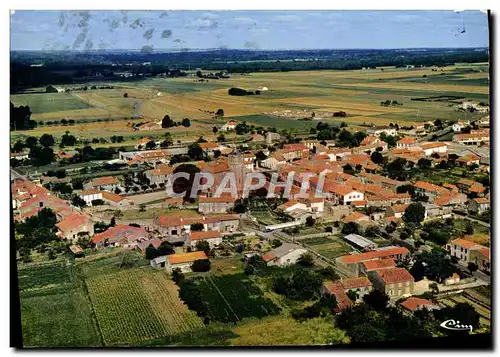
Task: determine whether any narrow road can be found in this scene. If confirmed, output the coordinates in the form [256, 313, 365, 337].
[452, 213, 490, 228]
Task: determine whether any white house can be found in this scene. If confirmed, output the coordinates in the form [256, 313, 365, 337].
[221, 120, 237, 132]
[262, 243, 308, 267]
[419, 142, 448, 156]
[165, 251, 209, 273]
[367, 126, 398, 137]
[79, 189, 103, 206]
[326, 185, 364, 205]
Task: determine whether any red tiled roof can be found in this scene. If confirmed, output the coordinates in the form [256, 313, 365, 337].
[90, 176, 119, 187]
[190, 230, 221, 241]
[322, 281, 353, 312]
[56, 213, 88, 233]
[478, 248, 490, 260]
[473, 197, 489, 204]
[450, 238, 478, 249]
[261, 252, 275, 262]
[102, 191, 128, 203]
[199, 142, 220, 149]
[398, 137, 417, 145]
[167, 251, 208, 265]
[362, 258, 396, 271]
[400, 297, 435, 312]
[338, 247, 409, 264]
[79, 189, 101, 196]
[388, 204, 408, 214]
[375, 267, 414, 285]
[342, 211, 369, 223]
[199, 195, 236, 204]
[414, 181, 448, 193]
[92, 225, 148, 244]
[340, 277, 373, 289]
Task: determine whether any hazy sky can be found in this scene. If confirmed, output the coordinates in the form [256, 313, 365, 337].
[10, 10, 489, 51]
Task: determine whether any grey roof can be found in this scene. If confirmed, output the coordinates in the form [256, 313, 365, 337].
[343, 234, 377, 249]
[269, 243, 306, 259]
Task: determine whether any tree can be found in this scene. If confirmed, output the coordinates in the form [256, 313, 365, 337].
[145, 244, 158, 260]
[342, 221, 360, 235]
[162, 115, 174, 128]
[417, 158, 432, 170]
[195, 240, 211, 256]
[12, 140, 25, 153]
[191, 223, 204, 231]
[434, 119, 443, 129]
[29, 146, 55, 166]
[217, 134, 226, 142]
[271, 239, 283, 248]
[187, 143, 204, 161]
[157, 241, 175, 256]
[212, 126, 218, 134]
[346, 289, 358, 301]
[192, 259, 211, 272]
[114, 187, 122, 195]
[216, 108, 224, 118]
[123, 93, 128, 98]
[305, 216, 316, 227]
[319, 266, 340, 281]
[172, 268, 185, 284]
[403, 202, 426, 225]
[181, 118, 191, 127]
[145, 141, 157, 150]
[363, 289, 389, 311]
[110, 217, 116, 227]
[60, 132, 77, 147]
[273, 267, 322, 301]
[465, 221, 474, 235]
[71, 195, 87, 208]
[25, 136, 38, 149]
[370, 151, 384, 165]
[39, 134, 55, 147]
[467, 262, 478, 275]
[297, 253, 314, 267]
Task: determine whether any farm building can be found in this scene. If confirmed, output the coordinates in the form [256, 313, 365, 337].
[400, 297, 441, 313]
[261, 243, 308, 267]
[321, 277, 374, 313]
[336, 246, 410, 277]
[165, 251, 208, 273]
[342, 234, 377, 251]
[188, 230, 222, 248]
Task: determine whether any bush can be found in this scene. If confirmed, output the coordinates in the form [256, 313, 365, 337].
[192, 259, 211, 272]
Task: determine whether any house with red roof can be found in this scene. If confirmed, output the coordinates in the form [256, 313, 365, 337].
[91, 224, 149, 248]
[336, 246, 410, 277]
[446, 238, 490, 272]
[385, 204, 409, 219]
[321, 277, 374, 312]
[56, 213, 94, 241]
[188, 230, 222, 248]
[400, 297, 441, 313]
[221, 120, 237, 132]
[165, 251, 208, 273]
[457, 154, 481, 167]
[419, 142, 448, 156]
[79, 189, 103, 206]
[396, 137, 417, 149]
[413, 181, 449, 201]
[368, 267, 414, 299]
[153, 214, 240, 237]
[198, 195, 236, 214]
[101, 191, 133, 207]
[467, 197, 490, 214]
[85, 176, 120, 192]
[359, 258, 396, 276]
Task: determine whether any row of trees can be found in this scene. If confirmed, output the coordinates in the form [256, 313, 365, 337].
[161, 115, 191, 129]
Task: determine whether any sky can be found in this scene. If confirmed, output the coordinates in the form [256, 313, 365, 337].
[10, 10, 489, 51]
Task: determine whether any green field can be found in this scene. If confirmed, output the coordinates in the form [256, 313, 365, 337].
[17, 261, 101, 347]
[193, 274, 281, 324]
[11, 93, 93, 114]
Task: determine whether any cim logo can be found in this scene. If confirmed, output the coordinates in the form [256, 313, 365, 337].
[440, 319, 473, 332]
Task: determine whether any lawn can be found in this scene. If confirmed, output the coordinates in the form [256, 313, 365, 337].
[312, 240, 353, 259]
[86, 267, 204, 346]
[17, 261, 101, 347]
[301, 236, 335, 246]
[210, 257, 245, 276]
